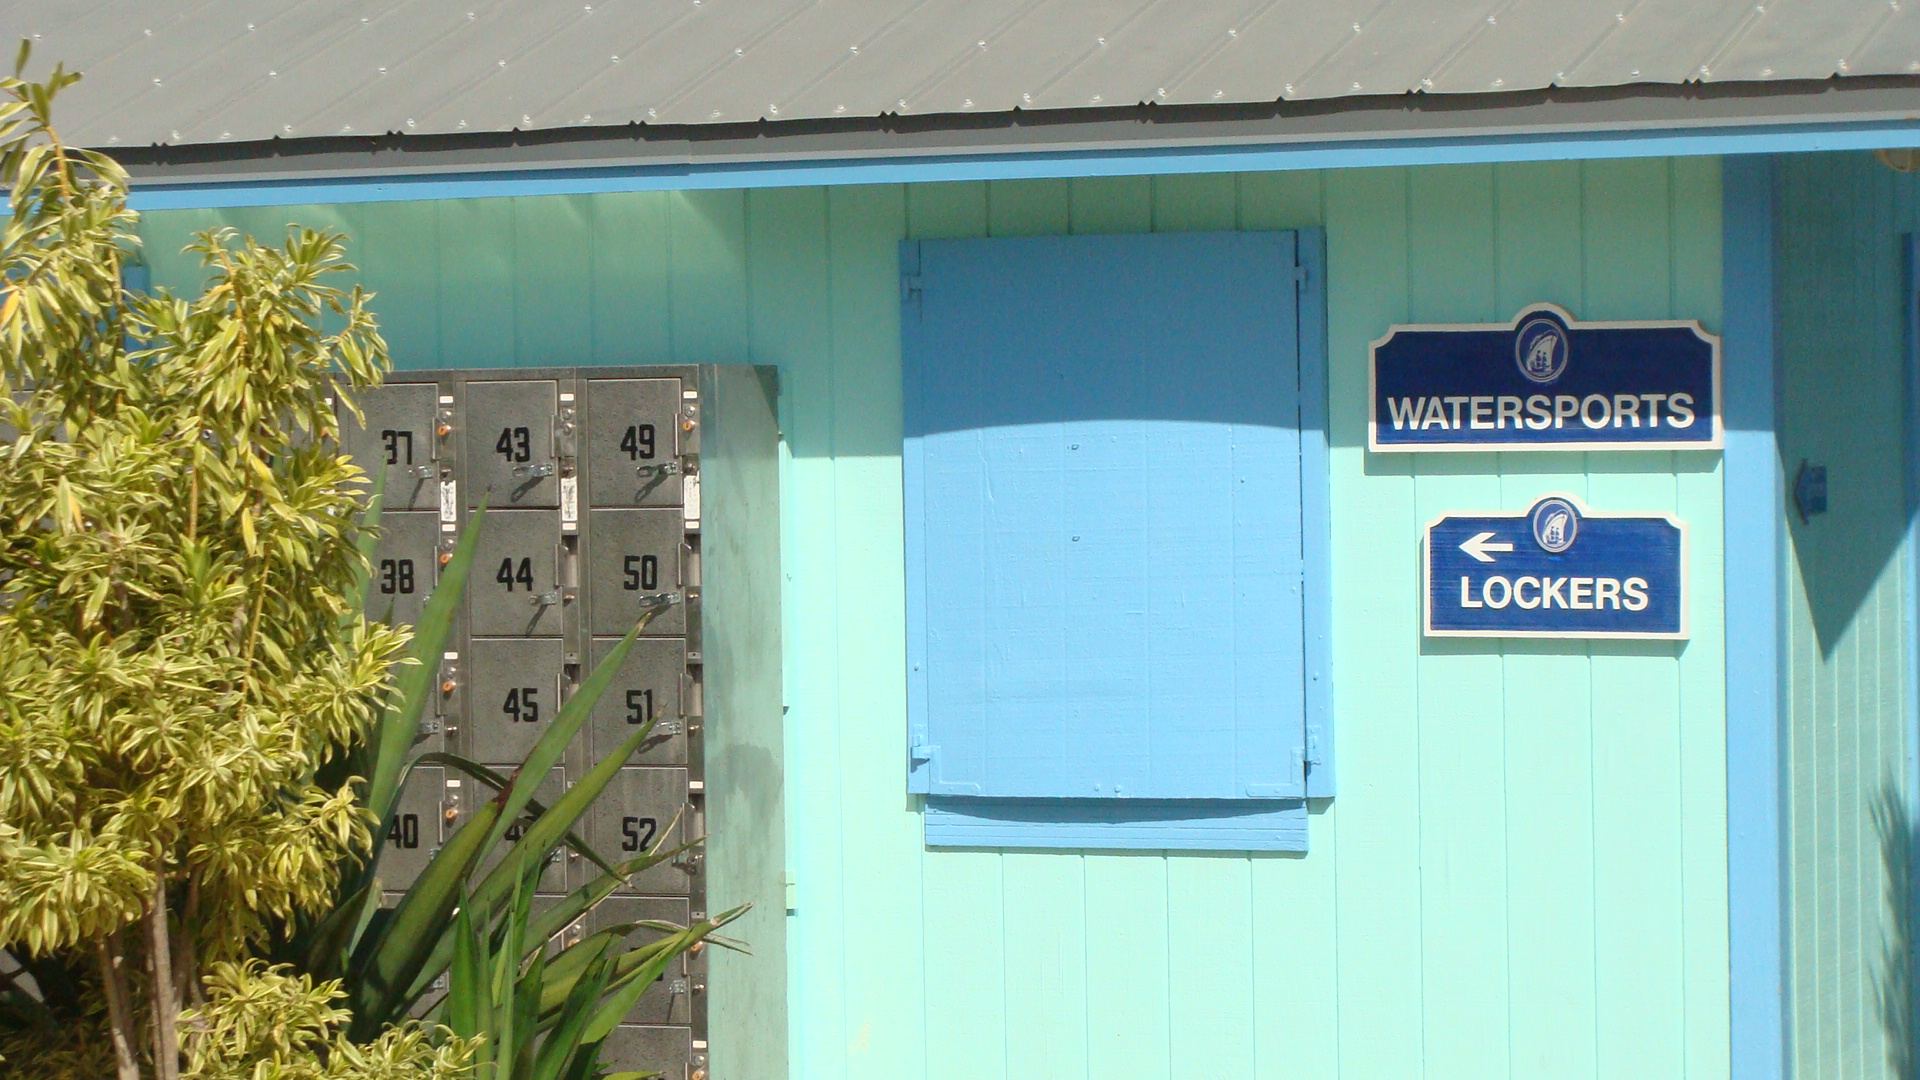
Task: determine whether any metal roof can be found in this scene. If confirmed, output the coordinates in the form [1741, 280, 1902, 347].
[21, 0, 1920, 151]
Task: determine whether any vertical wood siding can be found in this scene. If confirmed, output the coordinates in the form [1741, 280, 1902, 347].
[140, 159, 1729, 1079]
[1776, 151, 1918, 1080]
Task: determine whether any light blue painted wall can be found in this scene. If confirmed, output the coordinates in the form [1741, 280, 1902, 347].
[1774, 150, 1920, 1080]
[139, 158, 1729, 1079]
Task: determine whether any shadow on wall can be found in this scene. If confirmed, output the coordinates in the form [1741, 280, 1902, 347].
[1876, 781, 1920, 1079]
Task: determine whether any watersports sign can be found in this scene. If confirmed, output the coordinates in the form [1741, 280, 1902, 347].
[1425, 494, 1687, 640]
[1371, 304, 1720, 452]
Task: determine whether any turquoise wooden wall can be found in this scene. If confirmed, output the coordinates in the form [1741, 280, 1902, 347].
[139, 158, 1729, 1079]
[1775, 150, 1919, 1080]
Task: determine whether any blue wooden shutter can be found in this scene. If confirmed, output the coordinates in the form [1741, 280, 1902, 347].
[903, 231, 1310, 803]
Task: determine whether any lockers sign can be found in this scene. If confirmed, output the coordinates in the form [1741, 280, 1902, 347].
[1425, 494, 1688, 639]
[1370, 304, 1721, 451]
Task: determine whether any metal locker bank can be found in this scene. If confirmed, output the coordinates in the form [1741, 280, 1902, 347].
[339, 365, 785, 1080]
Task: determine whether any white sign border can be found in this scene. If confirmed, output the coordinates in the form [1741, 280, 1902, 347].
[1370, 303, 1724, 454]
[1422, 492, 1691, 641]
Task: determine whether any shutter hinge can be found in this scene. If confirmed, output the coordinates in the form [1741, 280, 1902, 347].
[909, 742, 937, 765]
[901, 241, 924, 307]
[1305, 724, 1326, 768]
[1293, 262, 1311, 289]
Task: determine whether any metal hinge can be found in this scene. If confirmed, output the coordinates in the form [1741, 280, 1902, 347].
[1305, 724, 1326, 769]
[1293, 262, 1311, 288]
[909, 742, 937, 766]
[901, 242, 924, 306]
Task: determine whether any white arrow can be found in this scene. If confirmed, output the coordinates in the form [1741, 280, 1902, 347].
[1459, 531, 1513, 563]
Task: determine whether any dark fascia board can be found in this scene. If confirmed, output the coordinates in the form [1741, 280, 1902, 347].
[111, 76, 1920, 186]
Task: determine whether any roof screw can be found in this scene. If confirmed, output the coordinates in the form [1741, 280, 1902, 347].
[378, 66, 388, 74]
[835, 104, 846, 112]
[1090, 94, 1102, 103]
[849, 45, 859, 53]
[612, 54, 620, 61]
[144, 28, 153, 35]
[406, 118, 417, 128]
[269, 70, 278, 77]
[963, 98, 974, 107]
[977, 40, 986, 48]
[498, 59, 507, 67]
[1491, 77, 1504, 87]
[283, 124, 293, 133]
[153, 77, 163, 86]
[1156, 87, 1166, 96]
[734, 47, 743, 55]
[1351, 22, 1361, 32]
[1228, 28, 1238, 37]
[1096, 36, 1106, 45]
[246, 22, 255, 30]
[1486, 14, 1496, 24]
[1022, 92, 1032, 102]
[1351, 81, 1362, 90]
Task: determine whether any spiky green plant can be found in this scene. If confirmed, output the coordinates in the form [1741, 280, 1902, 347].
[306, 510, 745, 1066]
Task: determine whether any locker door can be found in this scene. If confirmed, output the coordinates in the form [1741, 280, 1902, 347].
[601, 1025, 692, 1080]
[343, 383, 441, 511]
[587, 766, 693, 896]
[587, 509, 686, 637]
[464, 638, 567, 765]
[467, 509, 565, 636]
[585, 378, 684, 507]
[584, 897, 693, 1024]
[378, 765, 445, 889]
[461, 767, 570, 894]
[587, 636, 688, 765]
[366, 511, 441, 627]
[465, 380, 559, 509]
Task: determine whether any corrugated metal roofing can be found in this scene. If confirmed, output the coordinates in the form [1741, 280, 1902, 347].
[22, 0, 1920, 149]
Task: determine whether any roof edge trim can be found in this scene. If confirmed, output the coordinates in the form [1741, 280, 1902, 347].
[118, 78, 1920, 209]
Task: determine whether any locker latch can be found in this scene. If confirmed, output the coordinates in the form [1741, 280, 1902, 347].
[512, 461, 556, 479]
[635, 460, 679, 478]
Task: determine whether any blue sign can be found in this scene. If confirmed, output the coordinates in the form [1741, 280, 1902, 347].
[1426, 494, 1688, 640]
[1372, 304, 1720, 451]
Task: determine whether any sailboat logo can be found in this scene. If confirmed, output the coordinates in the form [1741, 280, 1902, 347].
[1530, 497, 1579, 554]
[1514, 314, 1570, 384]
